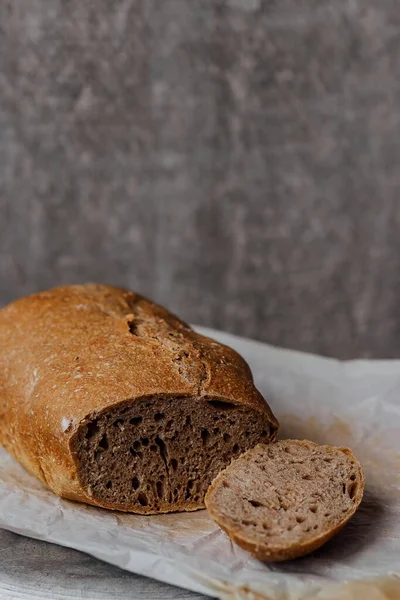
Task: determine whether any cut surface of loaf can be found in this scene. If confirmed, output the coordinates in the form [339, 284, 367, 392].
[0, 284, 278, 513]
[74, 396, 273, 512]
[205, 440, 365, 561]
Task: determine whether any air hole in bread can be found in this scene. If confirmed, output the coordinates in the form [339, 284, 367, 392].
[106, 480, 112, 489]
[156, 480, 164, 499]
[127, 320, 137, 334]
[185, 480, 193, 499]
[86, 421, 99, 439]
[207, 400, 236, 410]
[141, 437, 149, 447]
[185, 415, 191, 426]
[132, 440, 141, 450]
[296, 516, 305, 523]
[309, 505, 318, 513]
[171, 458, 178, 471]
[130, 448, 142, 458]
[350, 473, 356, 481]
[132, 476, 140, 490]
[223, 433, 231, 442]
[222, 480, 230, 488]
[302, 474, 312, 480]
[154, 435, 168, 477]
[348, 482, 358, 500]
[150, 444, 157, 452]
[233, 444, 239, 453]
[342, 483, 346, 495]
[214, 427, 220, 434]
[98, 434, 109, 450]
[138, 492, 148, 506]
[201, 428, 210, 445]
[129, 416, 142, 425]
[154, 412, 164, 422]
[249, 499, 263, 508]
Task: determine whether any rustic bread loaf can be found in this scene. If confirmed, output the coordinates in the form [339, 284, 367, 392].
[205, 440, 364, 561]
[0, 284, 278, 513]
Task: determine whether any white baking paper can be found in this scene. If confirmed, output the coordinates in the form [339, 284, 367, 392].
[0, 326, 399, 600]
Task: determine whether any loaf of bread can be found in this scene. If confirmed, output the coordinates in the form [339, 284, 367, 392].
[0, 284, 278, 514]
[205, 440, 365, 561]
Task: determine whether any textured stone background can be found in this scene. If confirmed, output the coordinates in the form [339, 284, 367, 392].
[1, 0, 400, 358]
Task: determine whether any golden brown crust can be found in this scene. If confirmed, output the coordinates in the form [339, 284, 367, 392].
[0, 284, 278, 507]
[217, 519, 348, 561]
[205, 441, 365, 562]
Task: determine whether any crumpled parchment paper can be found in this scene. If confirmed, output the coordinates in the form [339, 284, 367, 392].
[0, 326, 399, 600]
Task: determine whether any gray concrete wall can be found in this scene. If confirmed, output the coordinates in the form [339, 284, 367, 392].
[1, 0, 400, 358]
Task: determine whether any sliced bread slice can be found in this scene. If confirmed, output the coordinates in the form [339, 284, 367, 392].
[205, 440, 365, 561]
